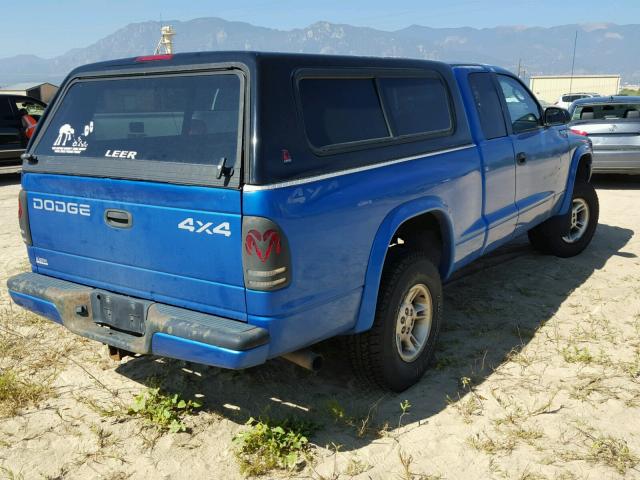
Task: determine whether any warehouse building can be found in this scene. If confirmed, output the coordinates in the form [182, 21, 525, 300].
[0, 82, 58, 103]
[529, 75, 621, 104]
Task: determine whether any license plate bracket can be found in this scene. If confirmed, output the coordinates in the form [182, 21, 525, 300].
[90, 290, 151, 336]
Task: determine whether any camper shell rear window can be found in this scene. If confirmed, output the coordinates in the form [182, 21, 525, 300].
[30, 70, 245, 187]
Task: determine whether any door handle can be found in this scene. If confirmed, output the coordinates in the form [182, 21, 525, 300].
[104, 209, 132, 229]
[516, 152, 527, 165]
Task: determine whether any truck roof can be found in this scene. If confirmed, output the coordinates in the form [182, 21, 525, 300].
[68, 51, 507, 77]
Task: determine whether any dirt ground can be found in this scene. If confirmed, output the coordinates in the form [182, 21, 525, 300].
[0, 172, 639, 480]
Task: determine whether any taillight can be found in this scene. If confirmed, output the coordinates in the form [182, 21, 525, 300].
[570, 128, 589, 136]
[242, 217, 291, 291]
[18, 190, 32, 246]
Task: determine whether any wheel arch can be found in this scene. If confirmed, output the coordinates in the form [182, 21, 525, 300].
[352, 197, 455, 334]
[559, 145, 592, 216]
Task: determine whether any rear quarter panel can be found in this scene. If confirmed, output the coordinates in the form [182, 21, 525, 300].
[243, 145, 484, 349]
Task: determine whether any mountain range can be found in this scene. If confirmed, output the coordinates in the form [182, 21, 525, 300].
[1, 17, 639, 86]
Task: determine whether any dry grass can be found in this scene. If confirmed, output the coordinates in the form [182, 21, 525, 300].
[0, 465, 26, 480]
[344, 456, 371, 476]
[468, 430, 516, 455]
[0, 305, 63, 416]
[559, 430, 639, 475]
[0, 370, 52, 417]
[447, 393, 483, 423]
[396, 448, 442, 480]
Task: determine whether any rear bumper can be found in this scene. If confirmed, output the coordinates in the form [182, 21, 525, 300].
[7, 272, 269, 369]
[592, 150, 640, 174]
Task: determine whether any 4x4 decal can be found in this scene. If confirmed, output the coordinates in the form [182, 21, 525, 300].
[178, 218, 231, 237]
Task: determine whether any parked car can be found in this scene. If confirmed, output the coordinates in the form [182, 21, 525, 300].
[555, 92, 600, 109]
[0, 95, 46, 173]
[7, 52, 597, 391]
[568, 96, 640, 174]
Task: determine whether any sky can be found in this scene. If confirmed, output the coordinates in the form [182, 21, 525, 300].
[2, 0, 640, 58]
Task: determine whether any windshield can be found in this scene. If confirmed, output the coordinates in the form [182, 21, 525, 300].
[572, 103, 640, 121]
[34, 73, 242, 170]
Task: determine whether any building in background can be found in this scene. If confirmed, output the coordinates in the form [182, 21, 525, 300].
[0, 82, 58, 103]
[529, 75, 621, 104]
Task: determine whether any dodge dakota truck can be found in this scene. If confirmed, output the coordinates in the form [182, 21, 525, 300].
[7, 52, 597, 391]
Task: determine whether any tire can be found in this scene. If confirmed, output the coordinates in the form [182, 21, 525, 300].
[348, 249, 443, 392]
[528, 181, 599, 258]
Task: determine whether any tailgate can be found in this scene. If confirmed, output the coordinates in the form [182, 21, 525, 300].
[22, 66, 248, 320]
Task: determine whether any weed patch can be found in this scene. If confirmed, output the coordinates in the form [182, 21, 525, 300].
[127, 387, 201, 433]
[326, 398, 383, 438]
[233, 417, 317, 476]
[561, 346, 594, 364]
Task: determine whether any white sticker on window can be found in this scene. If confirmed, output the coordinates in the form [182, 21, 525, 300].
[52, 121, 93, 154]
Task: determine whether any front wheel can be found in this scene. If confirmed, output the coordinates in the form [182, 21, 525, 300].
[348, 249, 443, 392]
[528, 181, 599, 257]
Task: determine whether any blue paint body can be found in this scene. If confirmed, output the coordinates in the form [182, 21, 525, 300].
[7, 54, 592, 370]
[151, 333, 269, 369]
[9, 291, 62, 324]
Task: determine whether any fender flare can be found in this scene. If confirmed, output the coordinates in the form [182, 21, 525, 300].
[351, 196, 455, 334]
[558, 143, 592, 216]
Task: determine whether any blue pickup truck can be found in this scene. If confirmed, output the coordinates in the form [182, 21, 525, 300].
[7, 52, 597, 391]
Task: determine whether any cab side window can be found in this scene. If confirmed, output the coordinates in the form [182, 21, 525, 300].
[497, 75, 541, 134]
[299, 78, 390, 149]
[377, 76, 452, 136]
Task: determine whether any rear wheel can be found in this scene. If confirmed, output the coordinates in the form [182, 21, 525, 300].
[528, 181, 599, 257]
[348, 249, 443, 392]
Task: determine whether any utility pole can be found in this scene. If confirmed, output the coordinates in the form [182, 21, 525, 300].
[517, 58, 522, 78]
[569, 30, 578, 94]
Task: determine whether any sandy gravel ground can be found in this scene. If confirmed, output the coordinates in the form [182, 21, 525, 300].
[0, 173, 639, 480]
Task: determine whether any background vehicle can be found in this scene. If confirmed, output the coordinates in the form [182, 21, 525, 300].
[7, 52, 597, 391]
[569, 96, 640, 174]
[0, 95, 46, 173]
[555, 92, 599, 109]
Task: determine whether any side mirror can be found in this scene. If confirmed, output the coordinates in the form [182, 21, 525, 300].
[544, 107, 571, 126]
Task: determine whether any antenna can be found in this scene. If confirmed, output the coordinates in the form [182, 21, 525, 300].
[517, 58, 522, 78]
[569, 30, 578, 94]
[154, 25, 176, 55]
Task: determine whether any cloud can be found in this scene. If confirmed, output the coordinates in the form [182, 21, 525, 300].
[604, 32, 623, 40]
[440, 35, 467, 46]
[582, 23, 611, 32]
